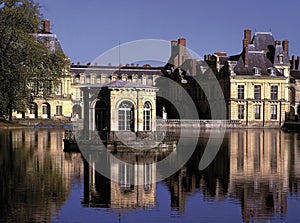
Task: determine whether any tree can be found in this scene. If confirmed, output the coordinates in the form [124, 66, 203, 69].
[0, 0, 69, 120]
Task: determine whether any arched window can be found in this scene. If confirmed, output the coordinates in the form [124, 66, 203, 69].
[143, 102, 151, 131]
[118, 101, 134, 131]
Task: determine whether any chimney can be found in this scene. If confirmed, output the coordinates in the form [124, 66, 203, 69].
[42, 20, 51, 33]
[243, 29, 251, 48]
[171, 40, 178, 57]
[244, 45, 249, 67]
[292, 55, 296, 70]
[178, 38, 186, 47]
[178, 38, 187, 66]
[282, 40, 289, 56]
[243, 30, 251, 66]
[214, 52, 227, 57]
[275, 40, 281, 45]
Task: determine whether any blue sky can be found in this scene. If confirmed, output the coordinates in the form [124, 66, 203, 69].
[36, 0, 300, 64]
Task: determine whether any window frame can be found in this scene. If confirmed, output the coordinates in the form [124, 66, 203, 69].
[254, 85, 261, 100]
[237, 85, 244, 99]
[270, 86, 278, 100]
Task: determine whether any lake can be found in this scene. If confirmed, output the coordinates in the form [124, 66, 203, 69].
[0, 129, 300, 223]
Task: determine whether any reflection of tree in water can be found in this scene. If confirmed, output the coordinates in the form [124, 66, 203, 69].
[0, 130, 73, 223]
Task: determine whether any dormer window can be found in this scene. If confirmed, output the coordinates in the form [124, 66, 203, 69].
[279, 54, 284, 64]
[268, 67, 276, 76]
[253, 67, 261, 76]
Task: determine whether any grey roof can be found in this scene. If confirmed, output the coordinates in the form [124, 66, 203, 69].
[102, 80, 155, 89]
[32, 33, 63, 53]
[251, 32, 274, 52]
[233, 32, 288, 77]
[274, 44, 290, 65]
[234, 52, 283, 76]
[78, 80, 157, 89]
[70, 65, 163, 77]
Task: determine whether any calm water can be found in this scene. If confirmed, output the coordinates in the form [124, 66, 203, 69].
[0, 129, 300, 223]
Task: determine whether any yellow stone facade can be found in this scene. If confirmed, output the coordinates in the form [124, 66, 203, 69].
[229, 76, 290, 127]
[13, 75, 73, 120]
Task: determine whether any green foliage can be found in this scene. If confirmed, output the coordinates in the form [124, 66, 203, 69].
[0, 0, 69, 119]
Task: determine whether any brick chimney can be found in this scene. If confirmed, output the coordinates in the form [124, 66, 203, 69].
[178, 38, 187, 66]
[282, 40, 289, 56]
[243, 29, 251, 66]
[178, 38, 186, 47]
[214, 52, 227, 57]
[243, 29, 251, 48]
[292, 55, 296, 70]
[42, 20, 51, 33]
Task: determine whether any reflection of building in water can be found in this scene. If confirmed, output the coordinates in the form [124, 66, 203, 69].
[286, 133, 300, 199]
[228, 130, 288, 222]
[83, 153, 156, 209]
[0, 129, 83, 223]
[164, 135, 230, 213]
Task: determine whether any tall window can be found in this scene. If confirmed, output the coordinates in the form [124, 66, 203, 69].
[56, 105, 62, 115]
[254, 85, 261, 99]
[254, 105, 261, 119]
[55, 83, 62, 96]
[118, 101, 133, 131]
[238, 85, 244, 99]
[143, 102, 151, 131]
[144, 164, 152, 192]
[238, 105, 244, 119]
[119, 163, 134, 191]
[271, 105, 277, 120]
[271, 86, 278, 100]
[42, 105, 48, 114]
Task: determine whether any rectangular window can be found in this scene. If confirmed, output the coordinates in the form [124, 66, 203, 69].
[254, 105, 261, 119]
[254, 85, 261, 99]
[271, 86, 278, 100]
[238, 105, 244, 119]
[42, 105, 48, 114]
[56, 105, 62, 115]
[55, 83, 62, 96]
[119, 163, 134, 191]
[238, 85, 244, 99]
[271, 105, 277, 120]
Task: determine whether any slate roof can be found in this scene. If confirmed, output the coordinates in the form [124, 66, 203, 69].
[233, 32, 288, 77]
[102, 80, 155, 88]
[80, 80, 156, 89]
[32, 33, 63, 53]
[234, 52, 283, 76]
[70, 65, 163, 77]
[251, 32, 274, 52]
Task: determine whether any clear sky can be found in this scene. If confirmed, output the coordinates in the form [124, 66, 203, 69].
[36, 0, 300, 64]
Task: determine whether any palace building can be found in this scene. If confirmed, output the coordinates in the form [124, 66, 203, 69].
[11, 22, 300, 128]
[225, 30, 290, 127]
